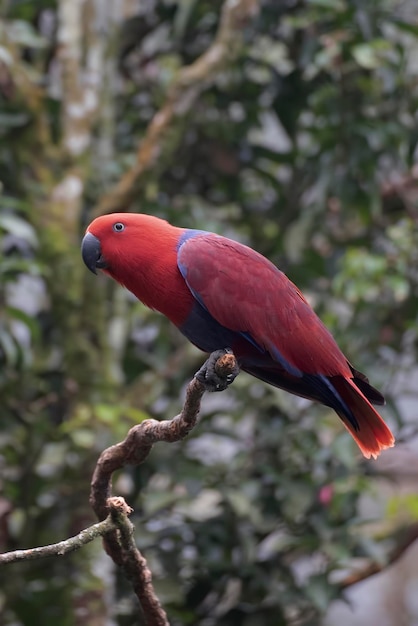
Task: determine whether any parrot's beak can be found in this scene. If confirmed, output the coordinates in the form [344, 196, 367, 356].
[81, 232, 107, 274]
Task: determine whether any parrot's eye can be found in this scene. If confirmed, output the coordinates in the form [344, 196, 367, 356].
[113, 222, 125, 232]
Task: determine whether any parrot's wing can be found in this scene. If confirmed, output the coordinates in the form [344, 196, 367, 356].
[177, 233, 351, 378]
[177, 233, 393, 459]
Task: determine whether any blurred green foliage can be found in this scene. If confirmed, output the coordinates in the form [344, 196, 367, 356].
[0, 0, 417, 624]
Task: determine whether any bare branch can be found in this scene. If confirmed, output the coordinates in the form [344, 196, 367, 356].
[90, 350, 239, 625]
[108, 497, 169, 626]
[0, 515, 115, 565]
[92, 0, 259, 216]
[90, 350, 239, 520]
[338, 522, 418, 589]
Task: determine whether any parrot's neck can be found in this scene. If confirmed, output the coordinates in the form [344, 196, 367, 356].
[104, 226, 194, 327]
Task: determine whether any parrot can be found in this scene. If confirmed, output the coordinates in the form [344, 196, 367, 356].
[81, 212, 395, 459]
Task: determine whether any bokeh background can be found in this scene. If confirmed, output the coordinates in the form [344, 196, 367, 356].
[1, 1, 418, 624]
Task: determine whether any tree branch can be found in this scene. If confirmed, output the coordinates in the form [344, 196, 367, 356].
[0, 503, 114, 565]
[90, 350, 239, 521]
[92, 0, 259, 216]
[338, 522, 418, 590]
[109, 496, 168, 626]
[90, 349, 238, 624]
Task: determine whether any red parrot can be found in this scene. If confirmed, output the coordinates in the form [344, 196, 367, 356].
[81, 213, 395, 459]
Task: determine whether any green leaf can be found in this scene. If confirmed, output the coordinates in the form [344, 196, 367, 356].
[0, 113, 30, 130]
[306, 0, 346, 10]
[351, 40, 392, 70]
[9, 20, 47, 48]
[392, 18, 418, 37]
[0, 213, 38, 247]
[5, 306, 40, 341]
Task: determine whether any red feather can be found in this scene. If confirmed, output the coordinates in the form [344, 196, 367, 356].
[89, 213, 194, 325]
[331, 377, 395, 459]
[179, 234, 351, 376]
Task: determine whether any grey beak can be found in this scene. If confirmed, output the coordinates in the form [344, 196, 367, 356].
[81, 232, 105, 274]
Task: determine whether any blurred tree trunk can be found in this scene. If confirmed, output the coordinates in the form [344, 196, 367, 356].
[1, 1, 130, 623]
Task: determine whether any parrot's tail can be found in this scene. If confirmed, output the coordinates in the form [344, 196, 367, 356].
[331, 377, 395, 459]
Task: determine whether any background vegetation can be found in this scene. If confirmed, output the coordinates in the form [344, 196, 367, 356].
[1, 0, 417, 624]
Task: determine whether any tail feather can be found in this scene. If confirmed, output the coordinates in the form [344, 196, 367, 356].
[349, 365, 386, 406]
[331, 377, 395, 459]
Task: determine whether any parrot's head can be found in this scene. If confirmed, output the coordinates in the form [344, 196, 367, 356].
[81, 212, 176, 276]
[81, 213, 130, 275]
[81, 212, 190, 322]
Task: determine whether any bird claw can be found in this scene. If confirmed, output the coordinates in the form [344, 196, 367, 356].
[195, 348, 239, 392]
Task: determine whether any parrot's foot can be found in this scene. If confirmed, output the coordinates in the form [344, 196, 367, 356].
[195, 348, 240, 392]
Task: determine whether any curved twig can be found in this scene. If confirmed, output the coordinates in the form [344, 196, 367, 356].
[90, 350, 239, 625]
[90, 350, 238, 520]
